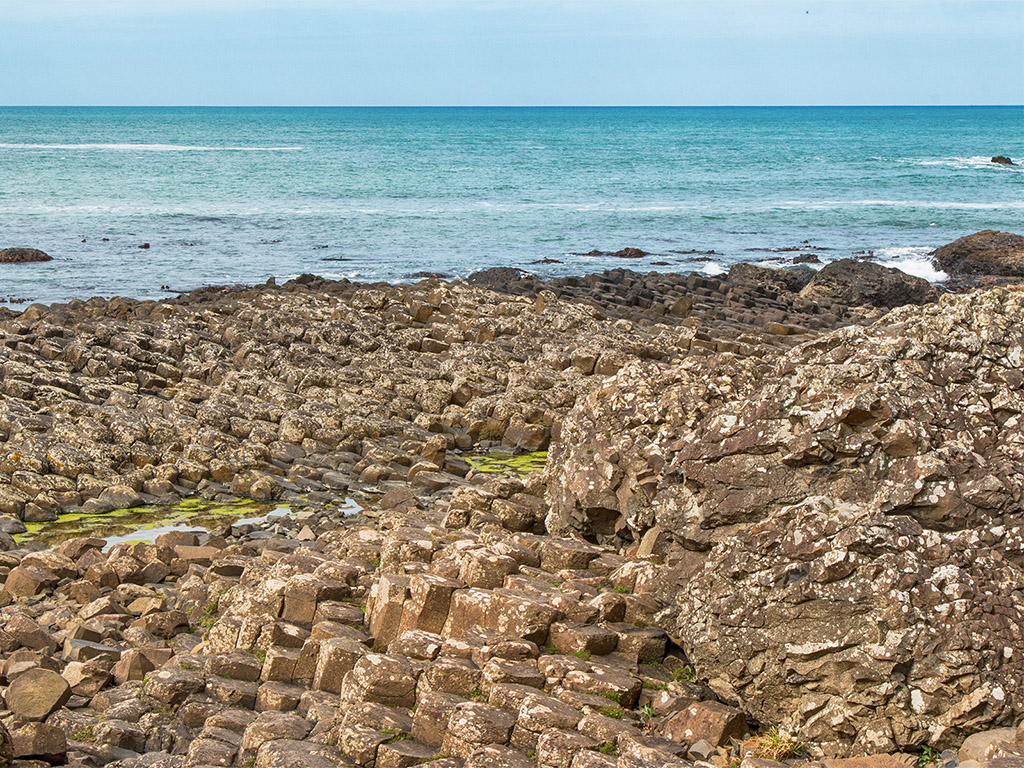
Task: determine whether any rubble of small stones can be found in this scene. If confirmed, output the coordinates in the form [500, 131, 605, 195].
[0, 253, 1019, 768]
[0, 262, 904, 525]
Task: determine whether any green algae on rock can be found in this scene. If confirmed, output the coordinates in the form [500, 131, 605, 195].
[466, 451, 547, 477]
[15, 498, 291, 548]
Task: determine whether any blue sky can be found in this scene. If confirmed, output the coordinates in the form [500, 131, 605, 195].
[2, 0, 1021, 105]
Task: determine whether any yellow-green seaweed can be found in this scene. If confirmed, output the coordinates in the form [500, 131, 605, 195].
[465, 451, 547, 477]
[16, 498, 290, 548]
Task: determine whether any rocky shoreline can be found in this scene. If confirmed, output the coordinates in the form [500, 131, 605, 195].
[0, 236, 1021, 768]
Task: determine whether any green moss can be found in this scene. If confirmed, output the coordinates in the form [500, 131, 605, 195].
[465, 451, 547, 477]
[598, 705, 624, 719]
[599, 690, 622, 704]
[569, 650, 591, 661]
[598, 742, 618, 755]
[671, 665, 697, 684]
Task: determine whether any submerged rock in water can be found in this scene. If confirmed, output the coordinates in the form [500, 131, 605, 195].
[931, 229, 1024, 277]
[991, 155, 1014, 165]
[0, 248, 52, 264]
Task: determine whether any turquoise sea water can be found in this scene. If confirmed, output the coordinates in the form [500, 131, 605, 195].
[0, 106, 1021, 305]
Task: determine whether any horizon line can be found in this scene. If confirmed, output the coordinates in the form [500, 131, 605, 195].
[1, 104, 1022, 109]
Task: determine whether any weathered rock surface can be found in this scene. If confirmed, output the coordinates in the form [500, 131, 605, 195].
[546, 287, 1024, 753]
[991, 156, 1014, 165]
[3, 259, 1019, 767]
[932, 230, 1024, 277]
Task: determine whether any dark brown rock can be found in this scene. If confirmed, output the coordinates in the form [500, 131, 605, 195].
[0, 248, 51, 264]
[931, 230, 1024, 277]
[799, 258, 941, 309]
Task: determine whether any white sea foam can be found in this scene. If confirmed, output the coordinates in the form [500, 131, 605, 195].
[907, 155, 1023, 171]
[701, 262, 727, 276]
[774, 199, 1024, 211]
[876, 246, 948, 283]
[0, 143, 303, 151]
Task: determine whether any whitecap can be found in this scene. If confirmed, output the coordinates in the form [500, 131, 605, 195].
[876, 246, 948, 283]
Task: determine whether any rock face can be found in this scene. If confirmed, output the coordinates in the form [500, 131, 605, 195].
[798, 258, 941, 309]
[932, 230, 1024, 277]
[0, 248, 51, 264]
[546, 288, 1024, 752]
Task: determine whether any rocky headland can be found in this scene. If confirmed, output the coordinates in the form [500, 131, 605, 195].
[0, 234, 1020, 768]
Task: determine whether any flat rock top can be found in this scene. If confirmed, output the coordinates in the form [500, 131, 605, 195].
[931, 230, 1024, 277]
[0, 247, 52, 264]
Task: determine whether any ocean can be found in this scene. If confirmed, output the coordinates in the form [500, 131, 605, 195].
[0, 106, 1021, 306]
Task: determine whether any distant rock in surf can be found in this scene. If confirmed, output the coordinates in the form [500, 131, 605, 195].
[0, 248, 52, 264]
[991, 155, 1014, 165]
[931, 230, 1024, 277]
[579, 247, 650, 259]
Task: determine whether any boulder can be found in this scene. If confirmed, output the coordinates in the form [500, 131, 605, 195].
[0, 248, 51, 264]
[991, 156, 1014, 165]
[798, 259, 941, 309]
[5, 668, 72, 721]
[931, 230, 1024, 277]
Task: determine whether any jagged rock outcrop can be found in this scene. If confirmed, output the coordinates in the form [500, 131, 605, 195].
[546, 288, 1024, 752]
[932, 230, 1024, 277]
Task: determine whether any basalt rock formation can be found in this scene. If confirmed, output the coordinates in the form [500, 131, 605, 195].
[0, 263, 897, 525]
[545, 288, 1024, 753]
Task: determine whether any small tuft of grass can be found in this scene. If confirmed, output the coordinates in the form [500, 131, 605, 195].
[599, 690, 622, 704]
[671, 665, 696, 684]
[598, 741, 618, 755]
[918, 746, 941, 768]
[197, 596, 220, 628]
[386, 733, 412, 744]
[598, 705, 624, 719]
[469, 688, 485, 701]
[612, 585, 630, 594]
[71, 726, 96, 743]
[570, 649, 591, 661]
[752, 727, 805, 761]
[642, 680, 668, 691]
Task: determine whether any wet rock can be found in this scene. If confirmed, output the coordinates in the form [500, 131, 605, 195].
[0, 248, 52, 264]
[991, 156, 1014, 165]
[931, 230, 1024, 277]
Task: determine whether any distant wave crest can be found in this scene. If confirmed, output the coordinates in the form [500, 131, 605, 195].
[775, 199, 1024, 211]
[0, 143, 303, 152]
[905, 155, 1023, 172]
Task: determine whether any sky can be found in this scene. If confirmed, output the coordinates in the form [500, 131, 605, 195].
[1, 0, 1021, 106]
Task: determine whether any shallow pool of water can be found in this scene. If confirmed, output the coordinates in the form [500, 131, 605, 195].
[13, 497, 302, 549]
